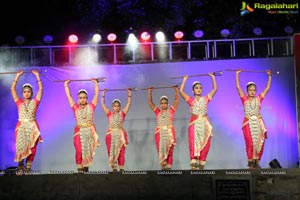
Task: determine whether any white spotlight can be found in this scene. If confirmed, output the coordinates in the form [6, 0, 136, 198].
[92, 33, 102, 43]
[155, 31, 165, 42]
[127, 33, 138, 51]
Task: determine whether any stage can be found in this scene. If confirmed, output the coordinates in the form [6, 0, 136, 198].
[1, 168, 300, 200]
[0, 55, 299, 200]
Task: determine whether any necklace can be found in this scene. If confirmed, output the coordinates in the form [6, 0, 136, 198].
[79, 105, 88, 119]
[24, 100, 30, 113]
[161, 109, 168, 118]
[249, 97, 257, 110]
[113, 112, 121, 122]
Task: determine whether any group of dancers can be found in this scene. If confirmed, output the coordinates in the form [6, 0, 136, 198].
[10, 69, 272, 174]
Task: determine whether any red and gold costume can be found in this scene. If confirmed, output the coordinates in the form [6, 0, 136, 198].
[241, 94, 267, 160]
[72, 103, 99, 168]
[187, 96, 213, 161]
[14, 98, 43, 163]
[105, 111, 128, 168]
[153, 106, 176, 166]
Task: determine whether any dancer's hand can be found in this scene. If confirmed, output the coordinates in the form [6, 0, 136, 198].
[148, 86, 154, 93]
[208, 72, 215, 78]
[236, 69, 242, 74]
[32, 69, 39, 75]
[102, 89, 107, 96]
[64, 80, 71, 87]
[16, 70, 24, 77]
[183, 75, 189, 81]
[91, 78, 98, 84]
[266, 70, 272, 76]
[127, 88, 132, 97]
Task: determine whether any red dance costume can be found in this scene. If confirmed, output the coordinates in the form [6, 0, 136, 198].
[72, 103, 99, 168]
[241, 94, 267, 160]
[187, 96, 213, 162]
[105, 111, 128, 168]
[15, 98, 43, 163]
[153, 106, 176, 167]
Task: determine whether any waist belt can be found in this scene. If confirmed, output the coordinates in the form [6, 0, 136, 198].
[245, 114, 262, 120]
[18, 118, 35, 122]
[156, 125, 173, 130]
[77, 123, 93, 128]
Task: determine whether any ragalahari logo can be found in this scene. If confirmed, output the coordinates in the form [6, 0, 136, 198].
[240, 1, 254, 16]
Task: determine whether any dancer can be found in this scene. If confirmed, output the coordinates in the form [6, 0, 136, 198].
[148, 86, 179, 170]
[64, 79, 100, 173]
[101, 89, 131, 172]
[236, 69, 272, 169]
[179, 73, 217, 170]
[11, 70, 43, 175]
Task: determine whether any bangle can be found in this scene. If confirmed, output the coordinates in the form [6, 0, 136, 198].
[37, 80, 41, 82]
[13, 80, 17, 82]
[128, 96, 132, 97]
[102, 96, 105, 98]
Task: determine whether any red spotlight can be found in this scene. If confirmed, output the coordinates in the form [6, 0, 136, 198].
[174, 31, 184, 41]
[68, 34, 78, 44]
[107, 33, 117, 43]
[140, 31, 150, 42]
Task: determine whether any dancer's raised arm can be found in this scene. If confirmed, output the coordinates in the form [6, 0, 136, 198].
[11, 70, 23, 101]
[207, 73, 217, 99]
[172, 86, 179, 109]
[101, 89, 109, 114]
[64, 80, 75, 107]
[235, 69, 244, 97]
[179, 75, 190, 101]
[261, 70, 272, 98]
[32, 70, 43, 101]
[148, 87, 156, 110]
[91, 79, 99, 106]
[123, 88, 132, 114]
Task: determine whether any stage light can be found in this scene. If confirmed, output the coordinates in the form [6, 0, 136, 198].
[253, 27, 263, 36]
[269, 159, 282, 168]
[43, 35, 53, 44]
[140, 31, 151, 42]
[174, 31, 184, 41]
[284, 26, 293, 35]
[220, 29, 230, 38]
[68, 34, 78, 44]
[193, 30, 204, 39]
[15, 35, 25, 45]
[92, 33, 102, 43]
[155, 31, 165, 42]
[126, 33, 138, 51]
[107, 33, 117, 43]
